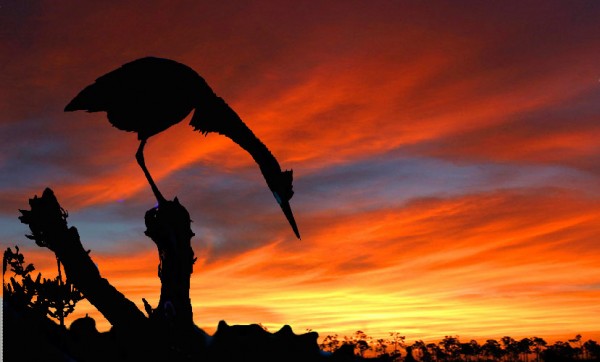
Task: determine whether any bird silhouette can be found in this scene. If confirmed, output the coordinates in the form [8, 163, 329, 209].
[65, 57, 300, 239]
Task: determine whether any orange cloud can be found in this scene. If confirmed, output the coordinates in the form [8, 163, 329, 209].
[4, 0, 598, 213]
[3, 0, 600, 344]
[16, 188, 599, 341]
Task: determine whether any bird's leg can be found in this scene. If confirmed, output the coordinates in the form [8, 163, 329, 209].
[136, 139, 167, 205]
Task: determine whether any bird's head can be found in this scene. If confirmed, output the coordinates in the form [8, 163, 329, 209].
[269, 169, 300, 239]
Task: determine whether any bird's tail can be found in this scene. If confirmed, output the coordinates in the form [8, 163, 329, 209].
[64, 83, 105, 112]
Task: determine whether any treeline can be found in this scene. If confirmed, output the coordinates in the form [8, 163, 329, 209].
[319, 331, 600, 362]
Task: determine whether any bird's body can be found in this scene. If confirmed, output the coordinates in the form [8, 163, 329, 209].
[65, 57, 300, 239]
[66, 57, 206, 139]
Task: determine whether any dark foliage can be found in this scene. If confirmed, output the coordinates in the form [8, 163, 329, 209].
[3, 246, 83, 326]
[318, 331, 600, 362]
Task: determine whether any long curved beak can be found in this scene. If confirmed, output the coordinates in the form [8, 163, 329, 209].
[279, 199, 301, 239]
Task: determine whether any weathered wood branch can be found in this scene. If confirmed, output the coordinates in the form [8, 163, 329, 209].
[18, 188, 148, 329]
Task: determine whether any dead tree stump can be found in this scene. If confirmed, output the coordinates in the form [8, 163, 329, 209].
[143, 197, 200, 356]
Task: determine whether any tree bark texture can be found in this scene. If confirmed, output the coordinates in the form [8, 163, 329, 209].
[144, 197, 196, 331]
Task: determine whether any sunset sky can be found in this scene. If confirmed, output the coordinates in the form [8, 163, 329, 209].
[1, 1, 599, 343]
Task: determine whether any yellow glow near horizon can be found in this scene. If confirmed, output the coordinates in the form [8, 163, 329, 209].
[14, 189, 600, 344]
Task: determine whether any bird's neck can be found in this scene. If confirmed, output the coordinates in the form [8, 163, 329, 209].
[190, 96, 282, 188]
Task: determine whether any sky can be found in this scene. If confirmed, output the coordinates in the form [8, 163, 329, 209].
[1, 0, 600, 342]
